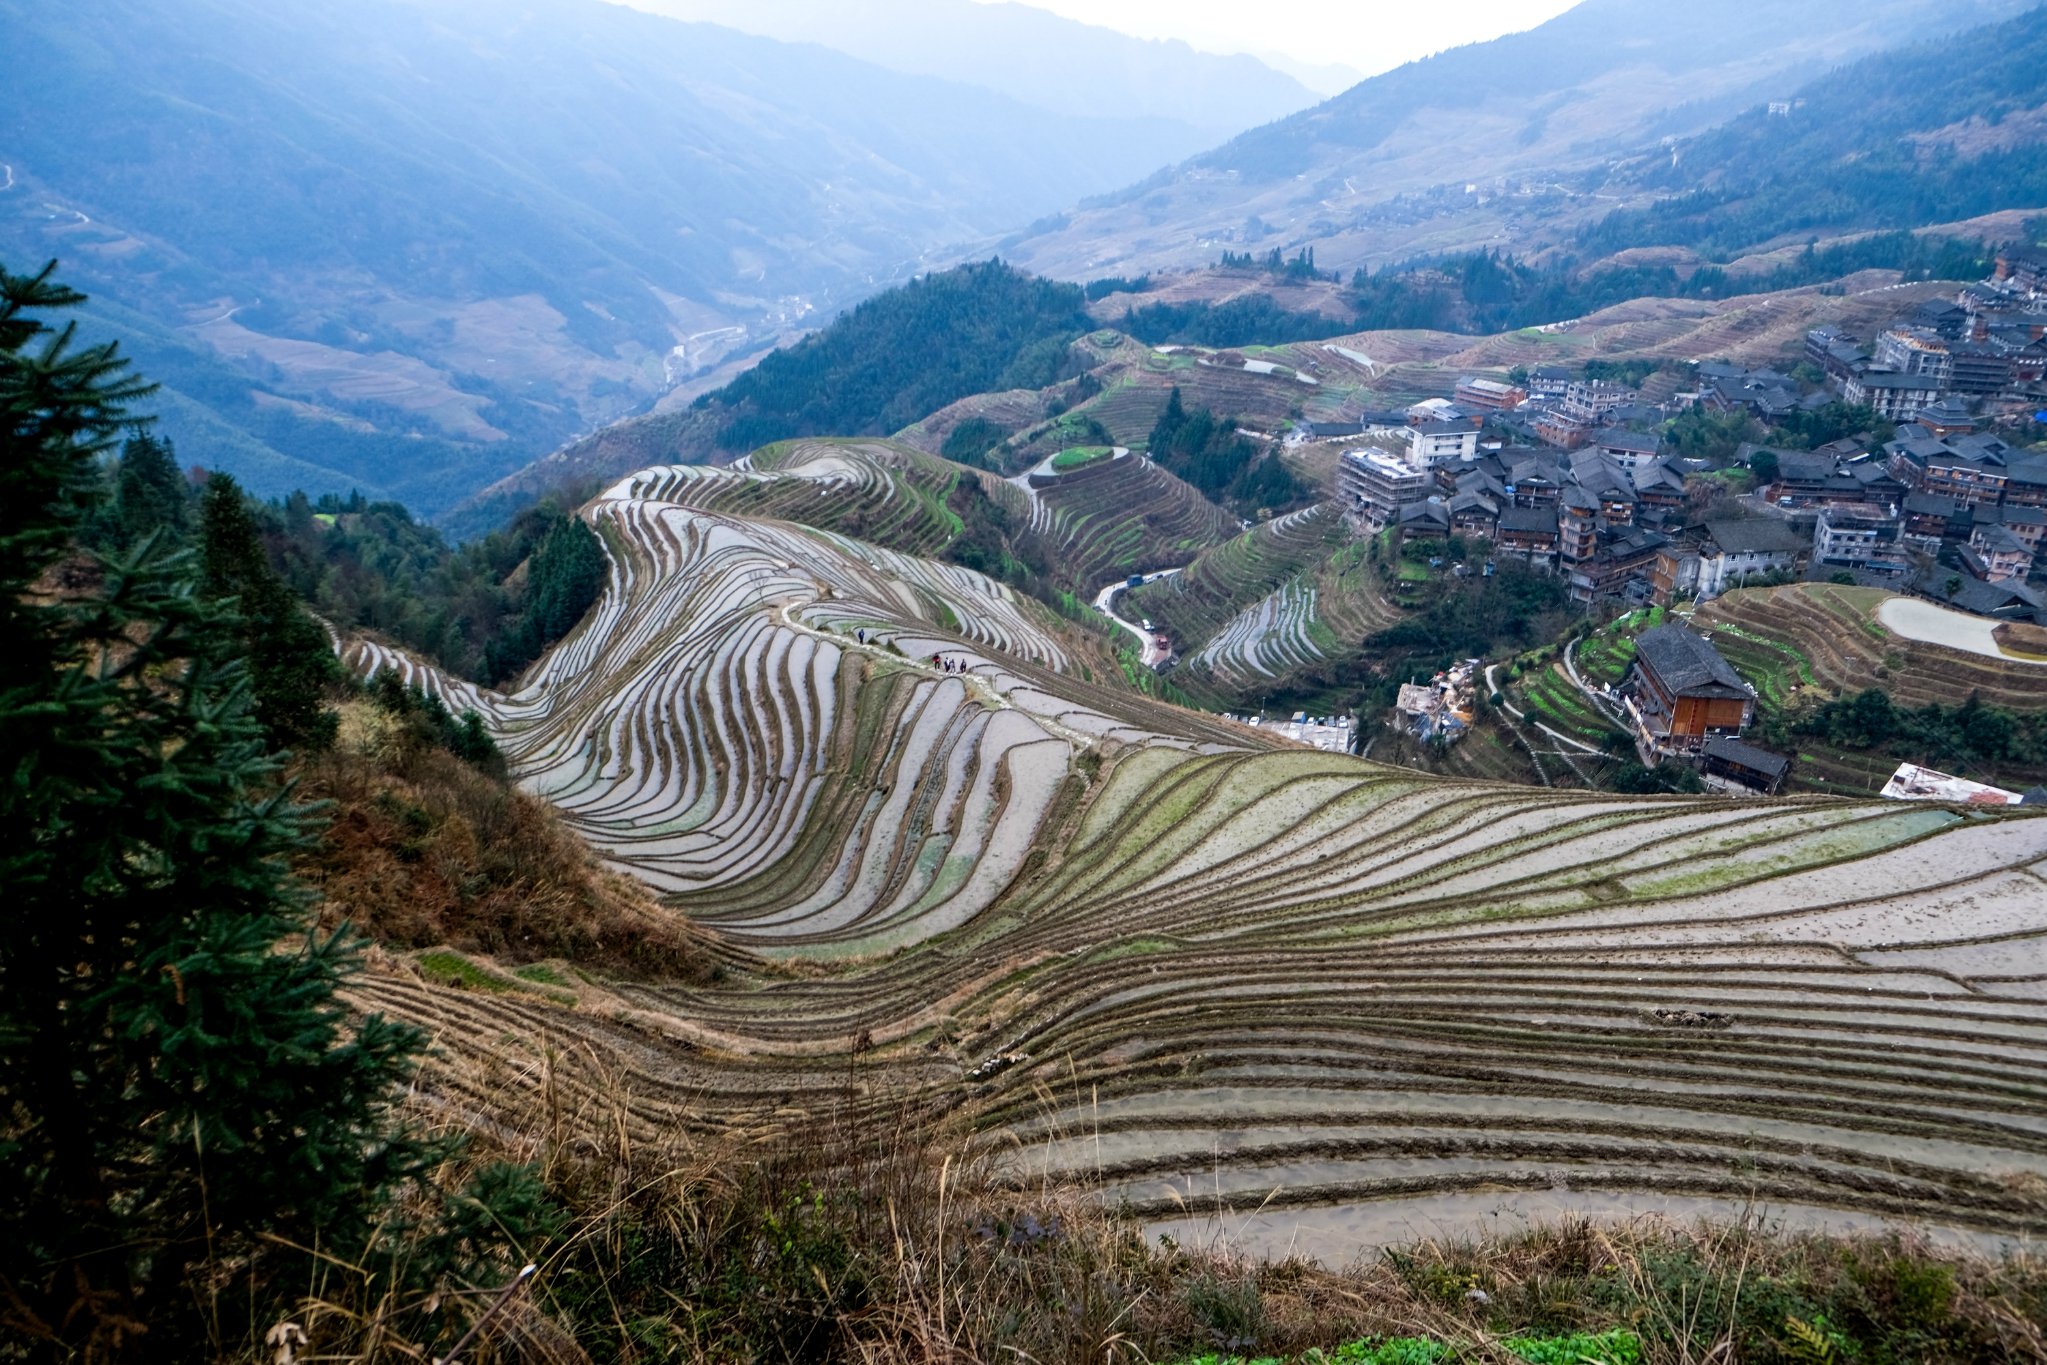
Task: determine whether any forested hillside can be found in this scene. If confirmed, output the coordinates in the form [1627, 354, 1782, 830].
[1581, 3, 2047, 255]
[1004, 0, 2028, 280]
[705, 261, 1092, 449]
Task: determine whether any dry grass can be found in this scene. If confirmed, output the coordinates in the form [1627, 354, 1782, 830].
[247, 1030, 2047, 1363]
[297, 701, 711, 981]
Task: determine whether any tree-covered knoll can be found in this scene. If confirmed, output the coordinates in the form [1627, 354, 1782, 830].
[940, 415, 1015, 469]
[88, 440, 606, 690]
[1147, 386, 1312, 516]
[705, 260, 1091, 451]
[262, 489, 604, 688]
[1364, 560, 1572, 668]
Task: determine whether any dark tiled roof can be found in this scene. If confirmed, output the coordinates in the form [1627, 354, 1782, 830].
[1633, 624, 1752, 700]
[1498, 505, 1558, 535]
[1776, 452, 1837, 482]
[1398, 501, 1451, 530]
[1972, 524, 2030, 555]
[1856, 370, 1943, 390]
[1910, 566, 2045, 617]
[1702, 735, 1790, 780]
[1605, 528, 1668, 558]
[1948, 433, 2011, 461]
[1886, 436, 1951, 464]
[2006, 456, 2047, 487]
[1701, 518, 1806, 555]
[1635, 462, 1686, 492]
[1596, 429, 1661, 453]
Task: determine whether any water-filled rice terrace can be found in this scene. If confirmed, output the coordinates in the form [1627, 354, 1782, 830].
[343, 465, 2047, 1249]
[1130, 504, 1401, 702]
[1027, 450, 1239, 585]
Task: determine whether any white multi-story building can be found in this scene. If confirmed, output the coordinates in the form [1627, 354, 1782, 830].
[1407, 420, 1480, 469]
[1875, 327, 1954, 383]
[1844, 370, 1944, 421]
[1659, 518, 1810, 601]
[1814, 503, 1906, 572]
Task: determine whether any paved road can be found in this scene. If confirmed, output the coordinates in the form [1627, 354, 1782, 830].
[1093, 567, 1182, 668]
[1878, 597, 2047, 665]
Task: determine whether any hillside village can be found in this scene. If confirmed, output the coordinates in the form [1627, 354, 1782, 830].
[1325, 246, 2047, 628]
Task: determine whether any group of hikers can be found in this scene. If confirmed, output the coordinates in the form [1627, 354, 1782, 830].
[850, 627, 971, 677]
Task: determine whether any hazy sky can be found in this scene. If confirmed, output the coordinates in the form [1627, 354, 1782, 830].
[978, 0, 1583, 85]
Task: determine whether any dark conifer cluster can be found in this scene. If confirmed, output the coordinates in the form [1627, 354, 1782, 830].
[704, 259, 1092, 450]
[1146, 386, 1311, 516]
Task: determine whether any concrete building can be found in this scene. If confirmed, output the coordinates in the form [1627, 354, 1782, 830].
[1844, 369, 1944, 421]
[1966, 524, 2035, 583]
[1337, 447, 1431, 530]
[1654, 518, 1809, 602]
[1455, 376, 1527, 411]
[1814, 503, 1907, 574]
[1407, 419, 1481, 469]
[1875, 328, 1953, 385]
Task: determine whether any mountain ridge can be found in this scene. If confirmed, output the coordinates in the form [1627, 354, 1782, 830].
[1004, 0, 2037, 280]
[615, 0, 1320, 140]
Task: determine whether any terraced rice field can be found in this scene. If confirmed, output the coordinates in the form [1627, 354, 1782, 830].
[1188, 579, 1325, 682]
[1027, 452, 1238, 586]
[634, 436, 1019, 558]
[1129, 505, 1346, 636]
[341, 467, 2047, 1254]
[1697, 583, 2047, 713]
[1124, 506, 1403, 704]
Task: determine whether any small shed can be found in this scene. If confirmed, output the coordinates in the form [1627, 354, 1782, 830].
[1700, 736, 1791, 795]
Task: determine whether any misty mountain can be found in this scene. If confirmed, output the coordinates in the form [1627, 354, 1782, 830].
[1005, 0, 2036, 281]
[620, 0, 1321, 143]
[1577, 4, 2047, 256]
[0, 0, 1210, 516]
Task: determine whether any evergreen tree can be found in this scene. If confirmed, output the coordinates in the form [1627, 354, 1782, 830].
[199, 472, 340, 751]
[0, 262, 433, 1360]
[482, 514, 607, 684]
[1148, 385, 1186, 453]
[528, 516, 607, 642]
[112, 432, 190, 548]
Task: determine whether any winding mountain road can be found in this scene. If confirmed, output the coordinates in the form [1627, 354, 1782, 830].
[1093, 567, 1181, 667]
